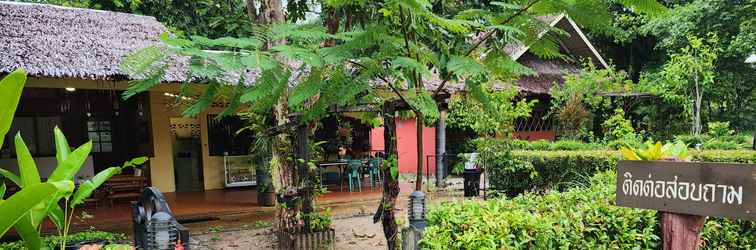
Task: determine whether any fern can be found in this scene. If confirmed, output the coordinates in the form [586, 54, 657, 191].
[182, 82, 219, 117]
[447, 55, 486, 78]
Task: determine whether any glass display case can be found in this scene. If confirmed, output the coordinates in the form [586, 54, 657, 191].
[224, 155, 256, 187]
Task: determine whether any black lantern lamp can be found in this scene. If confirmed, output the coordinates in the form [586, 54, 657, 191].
[408, 190, 427, 231]
[133, 187, 190, 250]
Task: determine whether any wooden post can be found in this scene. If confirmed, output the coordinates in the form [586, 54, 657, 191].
[661, 212, 706, 250]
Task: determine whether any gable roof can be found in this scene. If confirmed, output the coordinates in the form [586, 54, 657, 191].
[0, 1, 184, 81]
[506, 14, 608, 68]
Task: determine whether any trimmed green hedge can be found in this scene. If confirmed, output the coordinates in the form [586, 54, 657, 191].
[423, 171, 756, 249]
[487, 150, 756, 196]
[0, 229, 126, 250]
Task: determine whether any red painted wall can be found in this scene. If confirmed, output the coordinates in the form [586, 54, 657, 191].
[513, 130, 556, 141]
[370, 118, 436, 175]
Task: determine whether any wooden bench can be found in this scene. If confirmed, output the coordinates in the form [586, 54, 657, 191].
[105, 175, 146, 207]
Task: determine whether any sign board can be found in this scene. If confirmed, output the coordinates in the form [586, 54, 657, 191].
[616, 161, 756, 221]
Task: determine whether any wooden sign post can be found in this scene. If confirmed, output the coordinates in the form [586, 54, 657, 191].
[616, 161, 756, 250]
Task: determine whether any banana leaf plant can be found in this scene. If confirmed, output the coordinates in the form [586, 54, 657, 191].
[620, 140, 690, 161]
[0, 69, 73, 241]
[0, 69, 148, 249]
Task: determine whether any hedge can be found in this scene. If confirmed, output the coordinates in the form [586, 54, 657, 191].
[0, 229, 126, 250]
[422, 171, 755, 249]
[486, 150, 756, 196]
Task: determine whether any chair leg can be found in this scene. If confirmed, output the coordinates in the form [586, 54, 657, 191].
[369, 171, 375, 191]
[348, 174, 353, 192]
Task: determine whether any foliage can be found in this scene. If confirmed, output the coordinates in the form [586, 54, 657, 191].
[549, 62, 633, 139]
[302, 209, 332, 232]
[482, 140, 755, 196]
[674, 133, 749, 150]
[510, 139, 606, 151]
[0, 228, 127, 250]
[641, 34, 719, 135]
[1, 127, 146, 249]
[487, 149, 619, 195]
[0, 69, 75, 242]
[551, 61, 633, 112]
[447, 87, 535, 137]
[619, 140, 689, 161]
[602, 108, 636, 141]
[423, 171, 755, 249]
[707, 121, 734, 138]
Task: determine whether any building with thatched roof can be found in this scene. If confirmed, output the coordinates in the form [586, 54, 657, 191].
[0, 1, 209, 194]
[0, 2, 608, 194]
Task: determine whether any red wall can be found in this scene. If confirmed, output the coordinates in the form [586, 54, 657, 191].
[370, 118, 436, 175]
[513, 130, 556, 141]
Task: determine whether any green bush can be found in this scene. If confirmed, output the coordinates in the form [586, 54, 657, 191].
[707, 121, 734, 138]
[509, 139, 605, 151]
[486, 150, 756, 195]
[0, 229, 126, 250]
[491, 150, 617, 194]
[423, 171, 756, 249]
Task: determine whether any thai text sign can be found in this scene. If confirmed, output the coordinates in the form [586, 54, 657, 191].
[616, 161, 755, 220]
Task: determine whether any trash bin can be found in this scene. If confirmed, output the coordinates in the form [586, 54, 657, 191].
[463, 169, 482, 197]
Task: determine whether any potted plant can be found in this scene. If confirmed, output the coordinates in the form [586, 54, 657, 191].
[256, 170, 276, 206]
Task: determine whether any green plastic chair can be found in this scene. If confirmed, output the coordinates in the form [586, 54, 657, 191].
[345, 160, 363, 192]
[367, 158, 382, 191]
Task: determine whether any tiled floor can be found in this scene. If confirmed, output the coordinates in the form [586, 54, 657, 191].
[67, 181, 401, 233]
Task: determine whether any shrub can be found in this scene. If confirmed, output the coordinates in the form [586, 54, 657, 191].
[423, 171, 756, 249]
[0, 229, 126, 250]
[509, 139, 605, 151]
[488, 150, 618, 194]
[707, 121, 734, 138]
[602, 108, 636, 141]
[486, 150, 756, 195]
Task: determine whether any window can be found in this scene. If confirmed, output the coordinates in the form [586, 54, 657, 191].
[207, 115, 253, 156]
[2, 116, 61, 157]
[86, 120, 113, 153]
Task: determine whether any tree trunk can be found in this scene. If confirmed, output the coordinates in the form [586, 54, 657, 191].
[375, 103, 401, 250]
[415, 112, 424, 191]
[244, 0, 257, 23]
[255, 0, 292, 231]
[692, 75, 702, 136]
[323, 7, 340, 47]
[661, 212, 706, 250]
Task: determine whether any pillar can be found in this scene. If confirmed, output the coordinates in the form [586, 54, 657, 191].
[435, 111, 445, 187]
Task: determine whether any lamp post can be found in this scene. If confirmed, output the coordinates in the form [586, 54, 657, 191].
[408, 190, 427, 231]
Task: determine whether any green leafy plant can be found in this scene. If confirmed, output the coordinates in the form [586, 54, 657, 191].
[0, 228, 127, 250]
[1, 128, 147, 249]
[602, 108, 636, 141]
[619, 140, 689, 161]
[707, 121, 735, 138]
[422, 171, 754, 249]
[0, 69, 75, 244]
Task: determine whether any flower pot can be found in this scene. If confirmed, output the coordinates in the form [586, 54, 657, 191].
[258, 191, 276, 206]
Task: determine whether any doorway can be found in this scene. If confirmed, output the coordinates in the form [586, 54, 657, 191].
[170, 118, 204, 192]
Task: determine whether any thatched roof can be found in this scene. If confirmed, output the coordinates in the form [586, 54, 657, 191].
[0, 2, 605, 96]
[0, 1, 181, 81]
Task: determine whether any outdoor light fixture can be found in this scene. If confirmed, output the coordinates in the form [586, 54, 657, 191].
[149, 212, 174, 250]
[133, 187, 190, 250]
[408, 190, 427, 231]
[65, 87, 76, 92]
